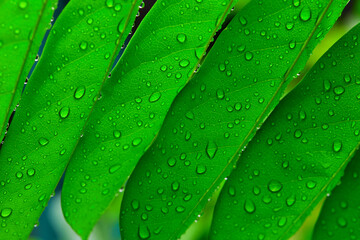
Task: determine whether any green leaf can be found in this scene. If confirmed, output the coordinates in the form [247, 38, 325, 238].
[61, 0, 237, 236]
[211, 23, 360, 239]
[0, 0, 58, 140]
[120, 0, 348, 239]
[0, 0, 141, 238]
[313, 148, 360, 239]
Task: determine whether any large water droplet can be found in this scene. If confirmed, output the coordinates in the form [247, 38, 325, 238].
[176, 33, 186, 43]
[205, 141, 218, 159]
[38, 137, 49, 146]
[244, 199, 256, 213]
[74, 86, 86, 99]
[59, 107, 70, 119]
[299, 7, 311, 22]
[149, 92, 161, 103]
[332, 140, 342, 152]
[268, 180, 282, 193]
[0, 208, 12, 218]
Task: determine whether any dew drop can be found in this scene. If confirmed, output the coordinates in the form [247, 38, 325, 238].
[59, 107, 70, 119]
[0, 208, 12, 218]
[74, 86, 86, 99]
[149, 92, 161, 103]
[176, 33, 186, 43]
[79, 41, 88, 50]
[196, 164, 207, 174]
[268, 180, 282, 193]
[138, 225, 150, 239]
[245, 51, 253, 61]
[205, 141, 218, 159]
[299, 7, 311, 22]
[332, 140, 342, 152]
[132, 137, 142, 146]
[109, 164, 121, 174]
[244, 199, 256, 214]
[113, 130, 121, 139]
[38, 137, 49, 146]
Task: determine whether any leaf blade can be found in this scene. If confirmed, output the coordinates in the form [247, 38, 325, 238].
[61, 0, 237, 236]
[0, 0, 58, 140]
[312, 148, 360, 239]
[120, 0, 348, 239]
[0, 0, 141, 238]
[211, 22, 360, 240]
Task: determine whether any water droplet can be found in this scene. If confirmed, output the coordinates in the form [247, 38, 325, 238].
[109, 164, 121, 174]
[18, 1, 28, 9]
[38, 137, 49, 146]
[167, 157, 176, 167]
[176, 206, 185, 213]
[106, 0, 114, 8]
[268, 180, 282, 193]
[176, 33, 186, 43]
[333, 86, 345, 95]
[205, 141, 217, 159]
[299, 7, 311, 22]
[59, 107, 70, 119]
[245, 52, 253, 61]
[244, 199, 256, 213]
[306, 180, 316, 189]
[79, 41, 88, 50]
[196, 165, 207, 174]
[179, 59, 190, 68]
[216, 89, 225, 100]
[74, 86, 86, 99]
[113, 130, 121, 139]
[27, 168, 35, 177]
[138, 225, 150, 239]
[286, 195, 296, 206]
[292, 0, 300, 7]
[149, 92, 161, 103]
[132, 138, 142, 146]
[337, 217, 347, 228]
[131, 200, 140, 210]
[294, 129, 302, 138]
[332, 140, 342, 152]
[1, 208, 12, 218]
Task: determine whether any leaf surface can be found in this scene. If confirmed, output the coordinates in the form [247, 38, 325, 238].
[120, 0, 348, 239]
[313, 148, 360, 239]
[0, 0, 58, 140]
[211, 22, 360, 240]
[0, 0, 141, 238]
[61, 0, 236, 236]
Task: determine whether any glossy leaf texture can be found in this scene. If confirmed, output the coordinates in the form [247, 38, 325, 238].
[0, 0, 142, 238]
[211, 23, 360, 240]
[313, 148, 360, 239]
[0, 0, 58, 140]
[120, 0, 348, 239]
[61, 0, 236, 236]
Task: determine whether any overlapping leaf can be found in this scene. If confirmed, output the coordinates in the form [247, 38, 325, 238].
[211, 23, 360, 239]
[120, 0, 348, 239]
[313, 148, 360, 239]
[0, 0, 141, 238]
[0, 0, 58, 141]
[61, 0, 237, 237]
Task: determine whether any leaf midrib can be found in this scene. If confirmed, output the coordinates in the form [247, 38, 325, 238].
[0, 0, 51, 138]
[172, 0, 335, 238]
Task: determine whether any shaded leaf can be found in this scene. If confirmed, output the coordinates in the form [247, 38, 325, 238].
[0, 0, 58, 140]
[0, 0, 141, 238]
[120, 0, 348, 239]
[211, 22, 360, 240]
[313, 147, 360, 239]
[61, 0, 237, 236]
